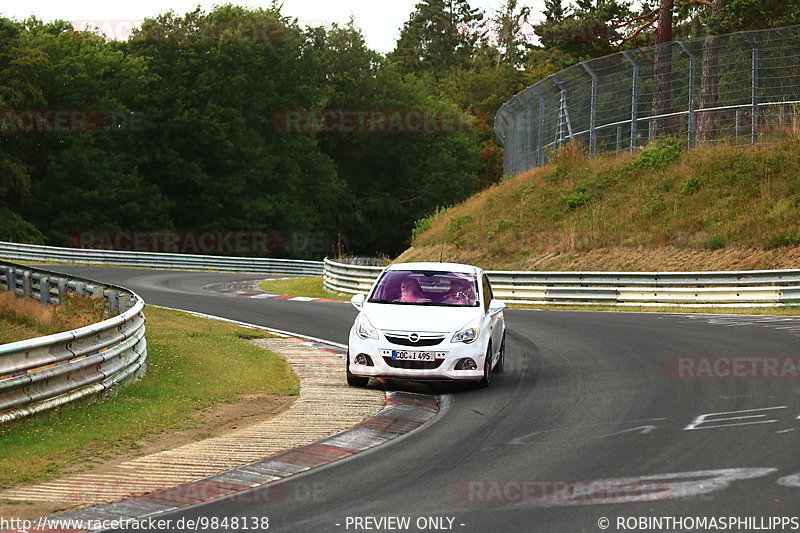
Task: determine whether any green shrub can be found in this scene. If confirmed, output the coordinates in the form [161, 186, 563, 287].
[789, 178, 800, 197]
[562, 191, 588, 210]
[705, 235, 725, 250]
[680, 176, 703, 195]
[634, 136, 685, 170]
[766, 232, 800, 249]
[411, 207, 446, 243]
[446, 215, 474, 246]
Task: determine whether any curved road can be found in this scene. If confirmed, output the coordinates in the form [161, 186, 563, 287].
[44, 266, 800, 533]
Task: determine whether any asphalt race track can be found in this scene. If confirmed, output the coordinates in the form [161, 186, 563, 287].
[43, 266, 800, 533]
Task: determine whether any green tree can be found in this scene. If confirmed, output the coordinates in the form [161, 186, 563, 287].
[534, 0, 635, 61]
[493, 0, 532, 66]
[391, 0, 486, 76]
[125, 6, 347, 249]
[316, 23, 480, 254]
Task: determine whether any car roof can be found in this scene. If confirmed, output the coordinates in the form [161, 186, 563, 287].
[384, 262, 481, 275]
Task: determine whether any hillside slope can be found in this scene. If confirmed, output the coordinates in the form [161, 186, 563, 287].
[399, 137, 800, 271]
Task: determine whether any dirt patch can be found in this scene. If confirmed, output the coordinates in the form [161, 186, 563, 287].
[0, 393, 295, 520]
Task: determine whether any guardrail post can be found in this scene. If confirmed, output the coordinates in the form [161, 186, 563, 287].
[22, 271, 31, 298]
[4, 267, 10, 292]
[676, 41, 697, 147]
[739, 32, 759, 143]
[622, 51, 639, 151]
[119, 293, 130, 312]
[580, 62, 598, 154]
[57, 277, 68, 304]
[39, 276, 51, 305]
[107, 290, 120, 315]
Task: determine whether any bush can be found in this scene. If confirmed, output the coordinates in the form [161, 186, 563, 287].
[789, 178, 800, 197]
[634, 136, 685, 170]
[705, 235, 725, 250]
[766, 232, 800, 249]
[446, 215, 474, 246]
[680, 176, 703, 195]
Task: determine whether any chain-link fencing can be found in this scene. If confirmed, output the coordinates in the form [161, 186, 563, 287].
[495, 25, 800, 175]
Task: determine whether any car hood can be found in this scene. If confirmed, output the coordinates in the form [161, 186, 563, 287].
[361, 302, 481, 333]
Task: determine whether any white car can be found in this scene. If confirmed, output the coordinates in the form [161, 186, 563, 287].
[346, 262, 506, 387]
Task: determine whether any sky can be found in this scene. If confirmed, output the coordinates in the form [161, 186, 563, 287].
[0, 0, 546, 53]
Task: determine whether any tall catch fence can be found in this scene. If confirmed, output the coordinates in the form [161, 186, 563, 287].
[495, 25, 800, 175]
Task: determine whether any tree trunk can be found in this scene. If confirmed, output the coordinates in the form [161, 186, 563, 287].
[697, 0, 726, 142]
[651, 0, 673, 139]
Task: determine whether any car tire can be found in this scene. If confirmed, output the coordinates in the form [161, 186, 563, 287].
[479, 343, 492, 388]
[346, 352, 369, 387]
[495, 334, 505, 374]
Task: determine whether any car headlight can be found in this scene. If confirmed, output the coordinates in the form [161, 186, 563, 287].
[451, 320, 479, 344]
[355, 314, 379, 340]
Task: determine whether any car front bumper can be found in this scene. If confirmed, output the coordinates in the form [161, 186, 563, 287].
[348, 330, 487, 382]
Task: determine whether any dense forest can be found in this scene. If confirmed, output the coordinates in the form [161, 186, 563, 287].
[1, 0, 798, 257]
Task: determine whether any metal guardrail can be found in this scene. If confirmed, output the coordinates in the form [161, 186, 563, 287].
[0, 261, 147, 424]
[495, 25, 800, 175]
[323, 258, 800, 307]
[0, 241, 324, 276]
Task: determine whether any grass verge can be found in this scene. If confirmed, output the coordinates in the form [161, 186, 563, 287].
[259, 276, 351, 301]
[404, 136, 800, 271]
[0, 306, 299, 488]
[0, 291, 108, 344]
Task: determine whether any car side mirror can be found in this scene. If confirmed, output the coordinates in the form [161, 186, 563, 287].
[351, 293, 366, 310]
[488, 299, 505, 314]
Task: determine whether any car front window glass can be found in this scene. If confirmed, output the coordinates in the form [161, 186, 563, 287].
[369, 270, 478, 307]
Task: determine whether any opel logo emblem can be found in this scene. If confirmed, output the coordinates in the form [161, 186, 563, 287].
[409, 333, 420, 343]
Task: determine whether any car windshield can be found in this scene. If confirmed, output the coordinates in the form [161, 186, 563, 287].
[369, 270, 478, 307]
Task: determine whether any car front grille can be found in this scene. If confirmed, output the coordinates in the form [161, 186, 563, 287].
[383, 357, 444, 370]
[383, 332, 446, 347]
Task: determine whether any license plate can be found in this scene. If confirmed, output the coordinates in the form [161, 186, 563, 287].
[381, 350, 447, 361]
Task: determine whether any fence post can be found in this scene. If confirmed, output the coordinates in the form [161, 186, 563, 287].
[529, 86, 546, 165]
[622, 51, 639, 151]
[549, 74, 573, 146]
[580, 62, 598, 154]
[740, 32, 759, 143]
[676, 41, 696, 147]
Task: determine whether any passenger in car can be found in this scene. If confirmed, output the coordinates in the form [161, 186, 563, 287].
[399, 278, 425, 303]
[443, 278, 476, 305]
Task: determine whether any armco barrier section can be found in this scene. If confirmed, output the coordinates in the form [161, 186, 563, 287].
[0, 261, 147, 424]
[0, 241, 323, 276]
[323, 258, 800, 307]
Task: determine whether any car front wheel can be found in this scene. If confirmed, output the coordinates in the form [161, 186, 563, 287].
[495, 334, 505, 374]
[479, 344, 492, 388]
